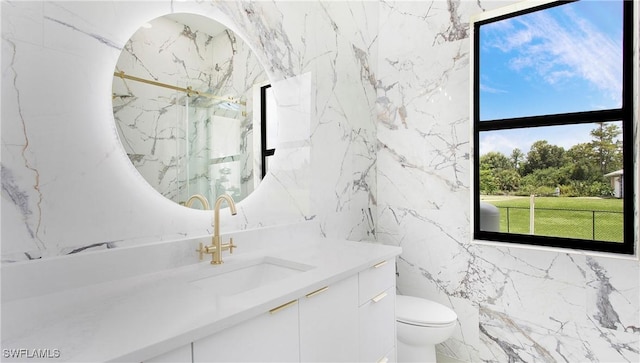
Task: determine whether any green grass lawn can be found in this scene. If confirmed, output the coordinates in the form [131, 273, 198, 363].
[483, 197, 624, 242]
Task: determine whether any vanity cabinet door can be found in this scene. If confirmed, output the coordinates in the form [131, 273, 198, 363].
[143, 343, 192, 363]
[358, 259, 397, 363]
[358, 287, 396, 363]
[299, 275, 358, 362]
[192, 300, 299, 362]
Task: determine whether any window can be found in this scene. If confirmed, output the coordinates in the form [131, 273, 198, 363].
[260, 84, 277, 178]
[472, 0, 634, 254]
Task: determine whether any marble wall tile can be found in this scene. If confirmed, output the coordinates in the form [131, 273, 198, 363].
[2, 1, 638, 362]
[376, 0, 639, 362]
[480, 301, 639, 363]
[308, 0, 379, 241]
[585, 257, 640, 334]
[472, 249, 638, 360]
[1, 0, 378, 262]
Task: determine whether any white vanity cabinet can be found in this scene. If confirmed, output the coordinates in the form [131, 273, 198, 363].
[358, 259, 397, 363]
[299, 275, 359, 362]
[192, 299, 300, 362]
[149, 258, 397, 363]
[2, 231, 402, 363]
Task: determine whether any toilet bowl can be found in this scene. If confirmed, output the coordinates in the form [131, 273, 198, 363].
[396, 295, 457, 363]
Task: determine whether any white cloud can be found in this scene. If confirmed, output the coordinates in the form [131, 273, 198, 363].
[544, 70, 575, 85]
[485, 3, 623, 106]
[480, 84, 507, 94]
[479, 132, 522, 156]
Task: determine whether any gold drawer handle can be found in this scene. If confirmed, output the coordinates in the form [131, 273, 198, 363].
[305, 286, 329, 298]
[269, 300, 297, 315]
[377, 357, 389, 363]
[373, 260, 388, 268]
[371, 292, 388, 303]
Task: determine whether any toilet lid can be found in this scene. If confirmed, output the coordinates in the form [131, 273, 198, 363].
[396, 295, 457, 326]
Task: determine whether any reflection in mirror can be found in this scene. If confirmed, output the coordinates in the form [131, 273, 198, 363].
[112, 13, 269, 207]
[260, 84, 278, 178]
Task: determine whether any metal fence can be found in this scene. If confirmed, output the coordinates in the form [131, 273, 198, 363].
[495, 206, 624, 242]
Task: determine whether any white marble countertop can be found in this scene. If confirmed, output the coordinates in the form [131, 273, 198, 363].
[1, 226, 401, 362]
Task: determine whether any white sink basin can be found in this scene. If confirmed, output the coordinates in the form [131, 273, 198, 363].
[190, 256, 314, 296]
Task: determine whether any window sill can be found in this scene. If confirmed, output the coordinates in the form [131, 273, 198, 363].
[472, 238, 639, 262]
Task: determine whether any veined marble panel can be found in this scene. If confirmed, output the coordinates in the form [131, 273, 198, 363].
[310, 0, 379, 241]
[0, 1, 293, 261]
[1, 0, 378, 261]
[585, 257, 640, 334]
[480, 301, 639, 363]
[376, 0, 639, 362]
[2, 1, 638, 361]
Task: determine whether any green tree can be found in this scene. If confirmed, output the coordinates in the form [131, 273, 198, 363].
[510, 148, 524, 172]
[565, 143, 599, 181]
[480, 169, 499, 194]
[590, 122, 622, 174]
[519, 166, 572, 195]
[480, 152, 511, 172]
[521, 140, 565, 175]
[479, 152, 512, 194]
[496, 169, 521, 192]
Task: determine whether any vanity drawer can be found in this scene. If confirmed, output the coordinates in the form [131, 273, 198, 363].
[358, 287, 396, 363]
[359, 259, 395, 305]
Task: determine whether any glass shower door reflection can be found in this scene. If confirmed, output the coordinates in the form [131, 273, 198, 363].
[180, 98, 251, 206]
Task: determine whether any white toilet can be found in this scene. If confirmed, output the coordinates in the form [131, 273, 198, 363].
[396, 295, 458, 363]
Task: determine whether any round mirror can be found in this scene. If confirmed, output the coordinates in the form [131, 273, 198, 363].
[112, 13, 269, 208]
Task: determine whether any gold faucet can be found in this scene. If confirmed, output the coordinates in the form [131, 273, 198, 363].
[196, 194, 237, 264]
[185, 194, 210, 210]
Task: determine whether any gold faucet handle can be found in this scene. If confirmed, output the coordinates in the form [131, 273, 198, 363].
[228, 238, 237, 254]
[195, 242, 206, 260]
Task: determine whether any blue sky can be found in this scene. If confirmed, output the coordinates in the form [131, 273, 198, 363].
[479, 0, 623, 156]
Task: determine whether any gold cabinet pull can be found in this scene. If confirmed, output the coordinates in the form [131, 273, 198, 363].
[373, 260, 387, 268]
[371, 292, 387, 303]
[305, 286, 329, 298]
[269, 300, 297, 315]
